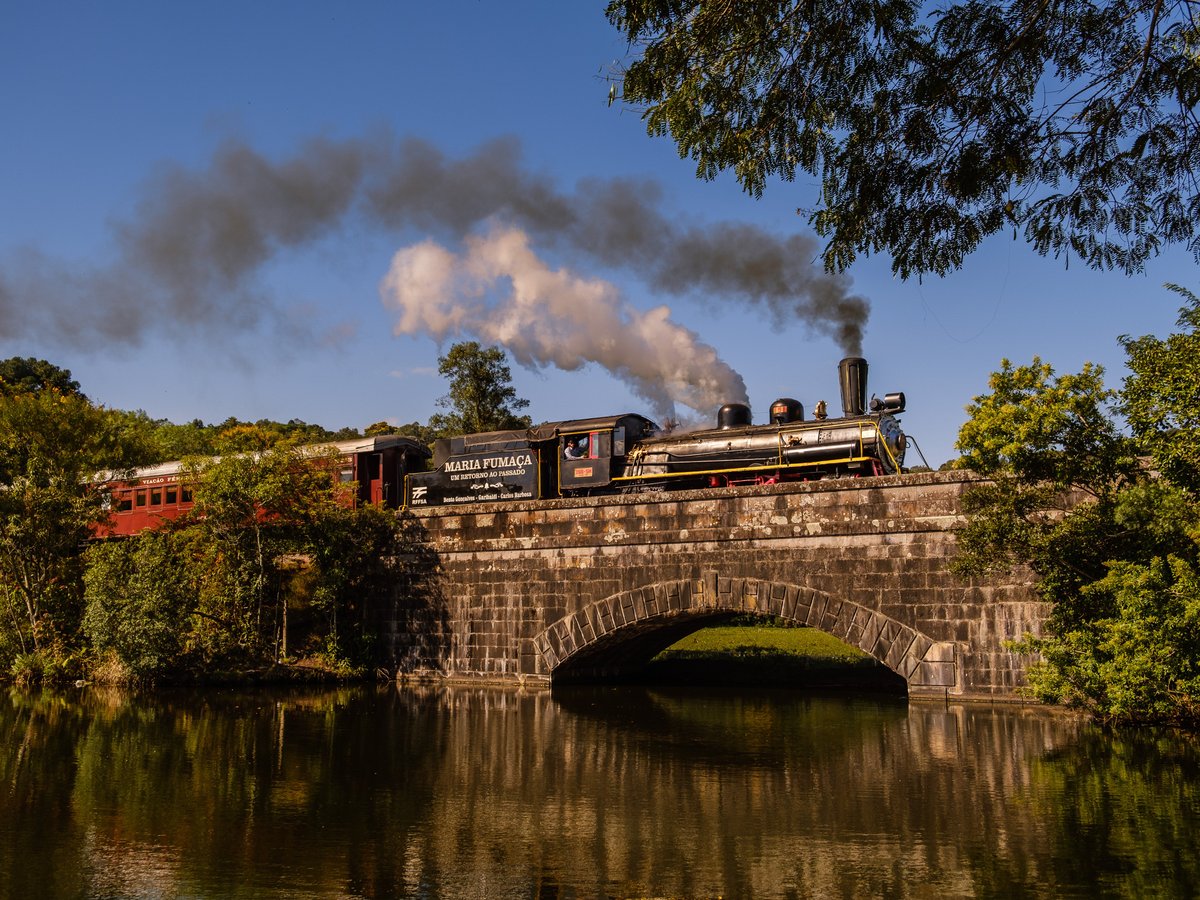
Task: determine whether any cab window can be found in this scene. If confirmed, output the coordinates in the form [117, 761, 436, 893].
[563, 435, 589, 459]
[591, 431, 611, 458]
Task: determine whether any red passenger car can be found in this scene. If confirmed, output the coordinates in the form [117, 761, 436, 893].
[94, 435, 429, 539]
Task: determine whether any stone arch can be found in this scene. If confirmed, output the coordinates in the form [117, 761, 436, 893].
[530, 572, 960, 692]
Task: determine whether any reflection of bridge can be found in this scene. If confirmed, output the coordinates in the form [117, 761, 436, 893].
[387, 471, 1045, 698]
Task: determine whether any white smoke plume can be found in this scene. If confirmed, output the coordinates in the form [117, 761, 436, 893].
[380, 226, 747, 421]
[0, 134, 868, 356]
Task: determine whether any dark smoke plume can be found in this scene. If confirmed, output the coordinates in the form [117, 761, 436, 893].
[0, 133, 867, 357]
[364, 137, 868, 353]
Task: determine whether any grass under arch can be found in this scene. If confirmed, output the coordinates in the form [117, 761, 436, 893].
[646, 619, 900, 689]
[661, 623, 874, 664]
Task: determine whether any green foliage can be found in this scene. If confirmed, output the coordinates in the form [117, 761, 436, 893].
[364, 420, 397, 437]
[1120, 284, 1200, 496]
[8, 650, 83, 685]
[0, 357, 83, 398]
[428, 341, 531, 437]
[0, 356, 418, 683]
[0, 388, 148, 667]
[607, 0, 1200, 277]
[77, 444, 414, 680]
[955, 358, 1134, 493]
[953, 359, 1144, 628]
[955, 289, 1200, 724]
[83, 532, 197, 680]
[180, 443, 344, 667]
[1015, 553, 1200, 724]
[101, 413, 367, 465]
[306, 503, 411, 668]
[189, 441, 342, 530]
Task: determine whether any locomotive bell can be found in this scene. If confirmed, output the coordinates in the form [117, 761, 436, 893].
[838, 357, 869, 417]
[769, 398, 804, 424]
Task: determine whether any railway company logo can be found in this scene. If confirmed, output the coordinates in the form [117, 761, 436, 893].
[411, 486, 428, 502]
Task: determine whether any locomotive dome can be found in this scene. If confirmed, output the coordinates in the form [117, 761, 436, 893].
[717, 403, 753, 430]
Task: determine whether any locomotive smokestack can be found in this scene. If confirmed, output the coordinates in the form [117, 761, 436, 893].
[838, 357, 868, 417]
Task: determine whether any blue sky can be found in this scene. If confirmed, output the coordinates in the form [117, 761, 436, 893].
[1, 2, 1192, 466]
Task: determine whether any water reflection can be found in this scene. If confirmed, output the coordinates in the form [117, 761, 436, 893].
[0, 685, 1196, 898]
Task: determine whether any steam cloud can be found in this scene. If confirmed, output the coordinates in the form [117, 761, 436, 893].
[0, 133, 869, 409]
[380, 226, 747, 421]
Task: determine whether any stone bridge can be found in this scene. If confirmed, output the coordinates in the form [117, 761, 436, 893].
[385, 471, 1045, 699]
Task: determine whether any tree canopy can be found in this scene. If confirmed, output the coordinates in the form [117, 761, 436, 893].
[0, 385, 147, 669]
[1119, 284, 1200, 495]
[952, 288, 1200, 724]
[0, 357, 83, 397]
[607, 0, 1200, 278]
[429, 342, 532, 437]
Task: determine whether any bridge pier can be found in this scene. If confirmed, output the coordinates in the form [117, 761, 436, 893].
[386, 472, 1046, 699]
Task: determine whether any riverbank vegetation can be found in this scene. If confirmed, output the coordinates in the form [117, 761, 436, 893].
[0, 343, 535, 684]
[80, 446, 411, 683]
[0, 372, 416, 685]
[953, 286, 1200, 726]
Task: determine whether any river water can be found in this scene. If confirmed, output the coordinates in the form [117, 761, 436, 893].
[1, 684, 1197, 899]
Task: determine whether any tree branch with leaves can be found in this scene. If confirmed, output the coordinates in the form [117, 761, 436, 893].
[608, 0, 1200, 277]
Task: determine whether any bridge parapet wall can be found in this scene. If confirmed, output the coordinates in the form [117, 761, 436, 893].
[388, 471, 1045, 698]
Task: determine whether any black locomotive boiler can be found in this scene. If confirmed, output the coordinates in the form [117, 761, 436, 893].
[619, 356, 907, 490]
[404, 357, 908, 508]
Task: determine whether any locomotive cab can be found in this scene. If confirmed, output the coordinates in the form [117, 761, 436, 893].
[552, 414, 658, 495]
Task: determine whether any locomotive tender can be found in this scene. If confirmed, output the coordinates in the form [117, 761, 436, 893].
[404, 357, 908, 508]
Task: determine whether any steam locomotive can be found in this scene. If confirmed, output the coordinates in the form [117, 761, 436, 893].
[94, 359, 908, 536]
[405, 357, 908, 508]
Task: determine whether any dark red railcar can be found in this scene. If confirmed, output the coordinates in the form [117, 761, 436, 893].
[94, 435, 429, 539]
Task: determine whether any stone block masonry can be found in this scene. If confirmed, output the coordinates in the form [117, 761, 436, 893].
[384, 471, 1046, 698]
